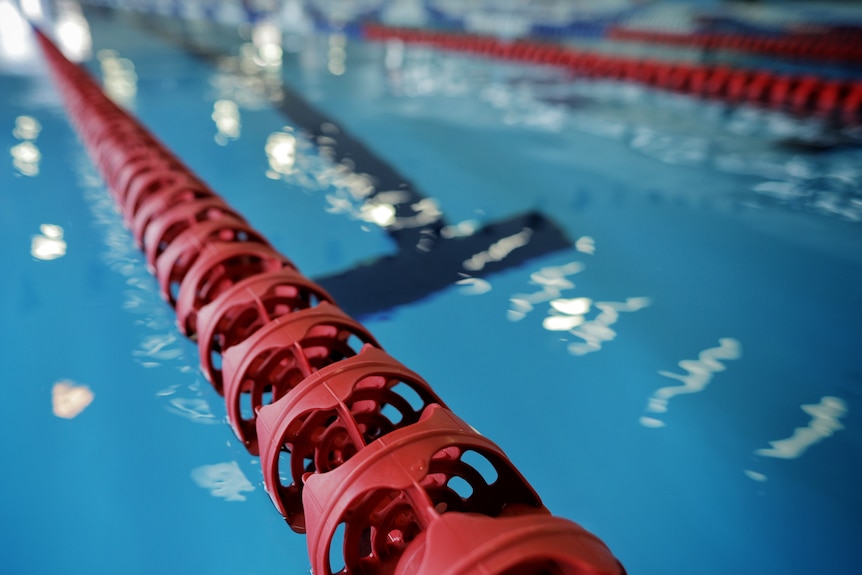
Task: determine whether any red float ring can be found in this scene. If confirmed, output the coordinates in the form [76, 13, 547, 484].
[138, 193, 230, 262]
[302, 405, 544, 575]
[196, 267, 335, 394]
[154, 216, 268, 308]
[221, 302, 378, 455]
[174, 241, 293, 338]
[256, 345, 445, 530]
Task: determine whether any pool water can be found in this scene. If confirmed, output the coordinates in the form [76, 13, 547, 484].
[2, 4, 861, 575]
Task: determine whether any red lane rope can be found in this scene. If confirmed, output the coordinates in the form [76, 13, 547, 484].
[34, 27, 625, 575]
[363, 24, 862, 123]
[606, 26, 862, 65]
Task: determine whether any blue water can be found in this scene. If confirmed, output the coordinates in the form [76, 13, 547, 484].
[2, 4, 861, 575]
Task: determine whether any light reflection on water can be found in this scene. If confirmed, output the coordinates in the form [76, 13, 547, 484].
[574, 235, 595, 254]
[455, 276, 492, 295]
[31, 223, 67, 260]
[252, 21, 283, 68]
[54, 1, 92, 62]
[264, 125, 445, 235]
[97, 49, 137, 109]
[755, 396, 848, 460]
[745, 396, 848, 482]
[265, 129, 297, 177]
[462, 226, 531, 272]
[13, 115, 41, 140]
[564, 297, 651, 357]
[508, 252, 650, 356]
[327, 33, 347, 76]
[19, 0, 42, 20]
[190, 461, 255, 502]
[508, 260, 585, 321]
[52, 379, 94, 419]
[212, 99, 241, 145]
[441, 218, 479, 239]
[640, 338, 742, 429]
[77, 154, 213, 423]
[167, 397, 218, 424]
[210, 30, 450, 241]
[0, 0, 35, 65]
[11, 141, 41, 176]
[11, 115, 42, 176]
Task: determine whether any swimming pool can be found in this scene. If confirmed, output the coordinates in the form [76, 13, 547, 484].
[2, 2, 861, 574]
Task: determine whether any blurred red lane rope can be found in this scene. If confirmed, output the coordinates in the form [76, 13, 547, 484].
[363, 23, 862, 123]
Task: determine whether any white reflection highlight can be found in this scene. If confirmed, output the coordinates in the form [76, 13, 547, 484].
[212, 99, 241, 145]
[264, 126, 441, 233]
[359, 202, 397, 227]
[456, 277, 491, 295]
[20, 0, 43, 20]
[550, 297, 591, 316]
[508, 261, 585, 321]
[544, 297, 593, 331]
[52, 380, 94, 419]
[251, 22, 283, 68]
[441, 219, 479, 239]
[11, 115, 42, 176]
[566, 297, 651, 357]
[463, 228, 532, 272]
[54, 3, 92, 62]
[98, 49, 137, 108]
[13, 115, 41, 140]
[389, 197, 441, 230]
[744, 470, 768, 482]
[11, 141, 41, 176]
[31, 224, 67, 260]
[756, 396, 847, 459]
[575, 235, 595, 255]
[327, 187, 440, 231]
[265, 130, 297, 176]
[641, 338, 741, 427]
[191, 461, 255, 501]
[0, 0, 32, 62]
[543, 314, 585, 331]
[328, 33, 347, 76]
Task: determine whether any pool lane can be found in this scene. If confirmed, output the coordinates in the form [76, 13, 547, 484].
[3, 6, 862, 575]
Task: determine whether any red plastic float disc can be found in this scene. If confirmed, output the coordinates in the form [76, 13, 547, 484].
[195, 268, 334, 394]
[221, 302, 378, 455]
[133, 185, 225, 253]
[395, 513, 626, 575]
[256, 345, 444, 530]
[302, 405, 544, 575]
[174, 241, 293, 337]
[154, 217, 269, 308]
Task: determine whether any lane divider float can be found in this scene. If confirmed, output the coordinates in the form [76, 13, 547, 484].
[34, 26, 625, 575]
[363, 24, 862, 123]
[606, 25, 862, 65]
